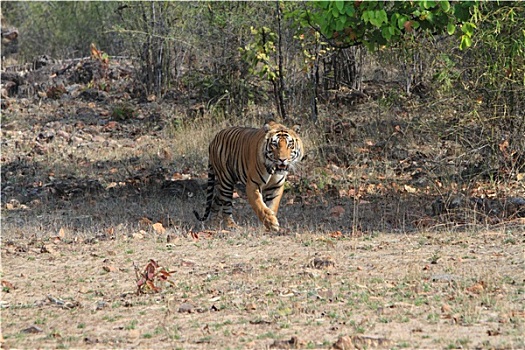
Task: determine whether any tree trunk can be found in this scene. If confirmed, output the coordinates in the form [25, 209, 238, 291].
[275, 1, 287, 120]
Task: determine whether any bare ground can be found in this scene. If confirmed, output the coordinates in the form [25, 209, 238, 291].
[1, 59, 525, 349]
[1, 223, 524, 349]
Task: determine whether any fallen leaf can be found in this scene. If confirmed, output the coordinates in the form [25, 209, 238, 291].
[145, 280, 160, 292]
[128, 329, 140, 339]
[487, 329, 502, 336]
[145, 260, 159, 280]
[333, 335, 392, 349]
[191, 230, 215, 240]
[414, 217, 436, 228]
[171, 172, 191, 180]
[466, 282, 485, 294]
[157, 269, 175, 281]
[152, 222, 166, 234]
[394, 124, 402, 133]
[441, 303, 452, 314]
[181, 260, 196, 267]
[330, 205, 345, 218]
[330, 231, 343, 238]
[132, 232, 144, 240]
[103, 121, 119, 131]
[147, 94, 156, 102]
[40, 244, 58, 256]
[135, 259, 175, 294]
[102, 265, 117, 273]
[499, 139, 509, 154]
[404, 184, 417, 193]
[1, 280, 15, 291]
[139, 217, 153, 226]
[332, 336, 353, 350]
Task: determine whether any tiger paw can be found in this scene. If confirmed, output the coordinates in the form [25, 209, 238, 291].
[263, 214, 280, 231]
[225, 216, 240, 230]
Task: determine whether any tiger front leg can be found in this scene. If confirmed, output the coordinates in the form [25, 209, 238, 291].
[246, 182, 280, 231]
[264, 184, 285, 216]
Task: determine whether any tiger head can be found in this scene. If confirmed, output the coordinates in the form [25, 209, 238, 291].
[263, 121, 303, 174]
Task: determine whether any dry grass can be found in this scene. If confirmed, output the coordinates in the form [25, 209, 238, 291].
[2, 228, 523, 349]
[1, 86, 524, 349]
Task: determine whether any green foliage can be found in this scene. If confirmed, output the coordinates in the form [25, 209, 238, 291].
[2, 0, 523, 121]
[1, 2, 122, 60]
[111, 2, 275, 105]
[468, 3, 525, 91]
[240, 27, 279, 82]
[298, 1, 479, 50]
[433, 53, 460, 92]
[462, 2, 525, 171]
[111, 103, 136, 121]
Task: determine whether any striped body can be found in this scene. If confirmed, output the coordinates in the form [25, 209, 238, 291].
[194, 121, 303, 231]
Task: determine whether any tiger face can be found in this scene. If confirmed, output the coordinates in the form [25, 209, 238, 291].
[264, 124, 302, 174]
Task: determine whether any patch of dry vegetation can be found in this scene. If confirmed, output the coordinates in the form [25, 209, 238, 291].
[1, 58, 524, 349]
[1, 229, 523, 349]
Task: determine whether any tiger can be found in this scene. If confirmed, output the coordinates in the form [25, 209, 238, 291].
[194, 121, 303, 231]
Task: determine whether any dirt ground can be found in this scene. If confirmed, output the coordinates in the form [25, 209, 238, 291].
[1, 225, 523, 349]
[1, 58, 524, 349]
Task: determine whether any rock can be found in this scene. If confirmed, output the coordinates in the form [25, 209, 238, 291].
[21, 325, 43, 334]
[333, 335, 392, 349]
[308, 256, 336, 269]
[178, 302, 194, 313]
[270, 336, 301, 349]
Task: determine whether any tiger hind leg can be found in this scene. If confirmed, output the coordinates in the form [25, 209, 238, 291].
[216, 182, 240, 229]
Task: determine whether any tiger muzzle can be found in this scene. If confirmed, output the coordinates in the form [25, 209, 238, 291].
[276, 159, 289, 171]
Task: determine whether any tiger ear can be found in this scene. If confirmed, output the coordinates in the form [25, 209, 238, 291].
[263, 120, 277, 132]
[292, 124, 301, 134]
